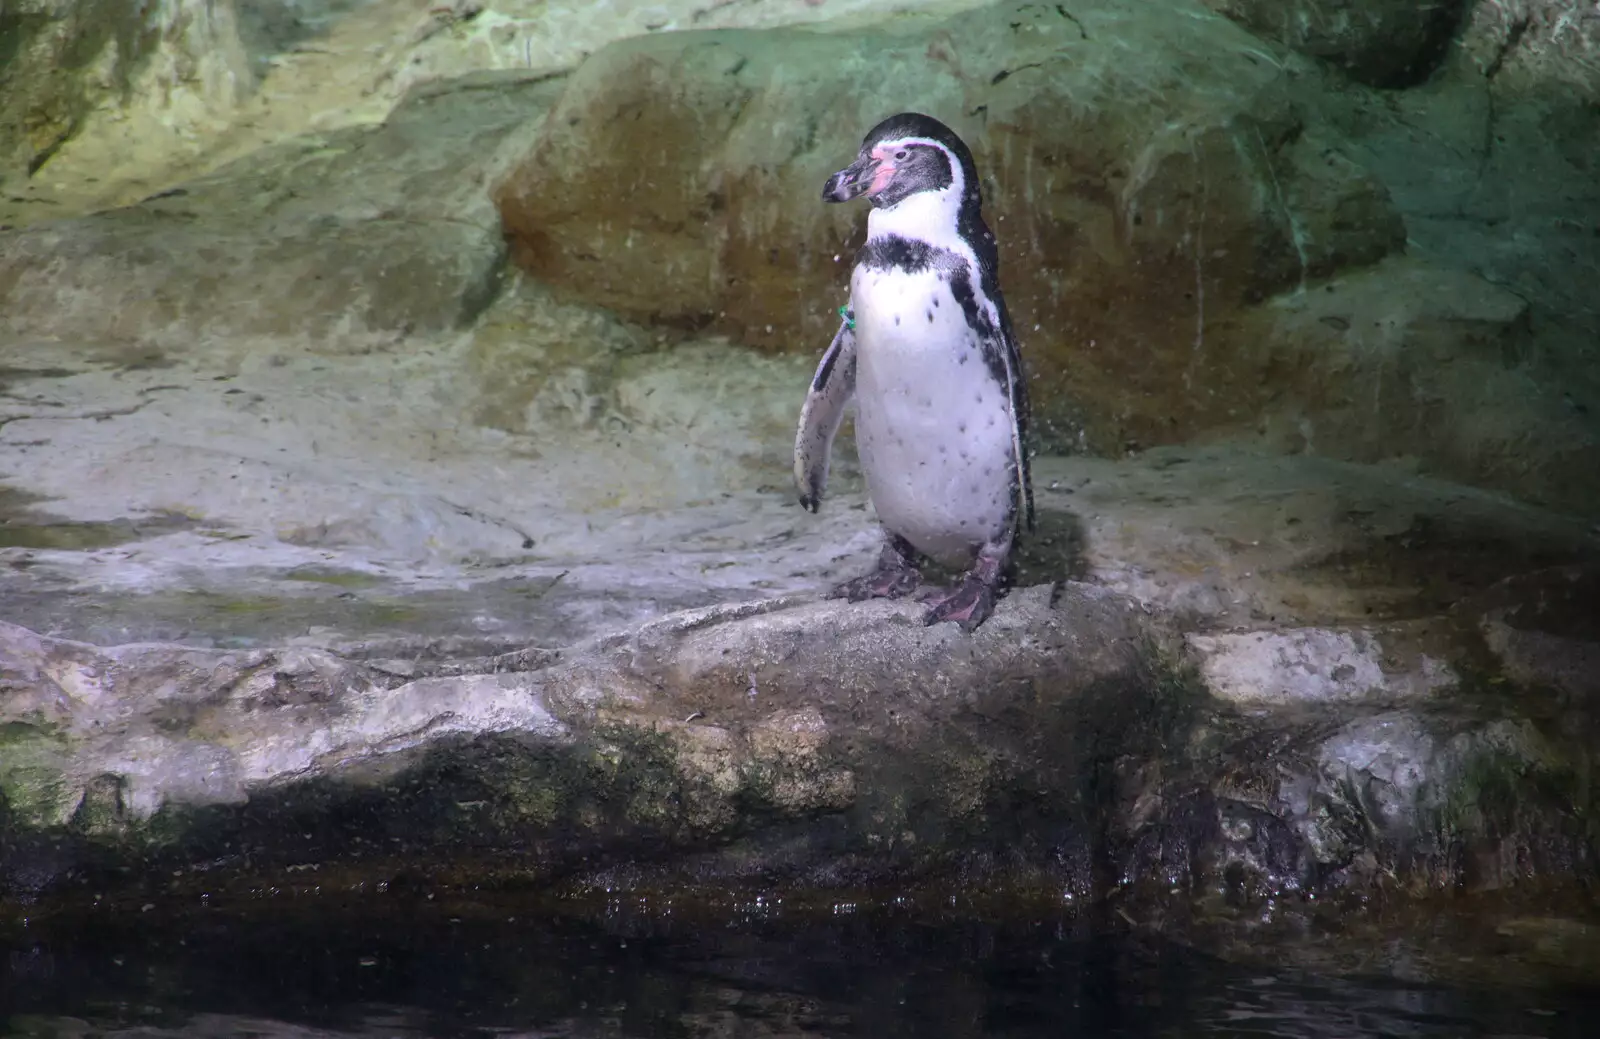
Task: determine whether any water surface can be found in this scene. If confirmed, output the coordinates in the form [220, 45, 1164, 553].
[3, 894, 1595, 1038]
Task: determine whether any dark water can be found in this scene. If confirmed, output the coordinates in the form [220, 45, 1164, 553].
[3, 895, 1597, 1038]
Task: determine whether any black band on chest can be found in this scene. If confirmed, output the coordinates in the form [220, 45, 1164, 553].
[859, 236, 952, 274]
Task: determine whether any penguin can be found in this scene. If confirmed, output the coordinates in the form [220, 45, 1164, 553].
[793, 112, 1033, 632]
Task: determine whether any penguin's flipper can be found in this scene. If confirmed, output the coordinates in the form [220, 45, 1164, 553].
[998, 323, 1035, 534]
[793, 316, 858, 512]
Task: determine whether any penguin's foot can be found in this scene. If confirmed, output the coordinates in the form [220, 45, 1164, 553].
[831, 561, 922, 602]
[920, 577, 996, 632]
[921, 536, 1010, 632]
[830, 534, 922, 602]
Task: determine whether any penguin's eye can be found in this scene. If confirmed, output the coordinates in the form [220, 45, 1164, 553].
[893, 148, 910, 161]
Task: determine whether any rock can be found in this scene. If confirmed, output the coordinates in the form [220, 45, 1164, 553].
[482, 0, 1598, 510]
[3, 427, 1598, 905]
[1199, 0, 1470, 86]
[1474, 566, 1600, 699]
[0, 0, 252, 187]
[0, 0, 1597, 939]
[1319, 711, 1587, 889]
[1186, 628, 1453, 707]
[0, 586, 1165, 887]
[3, 0, 985, 224]
[1120, 697, 1593, 902]
[384, 0, 992, 115]
[1221, 256, 1599, 513]
[494, 0, 1406, 454]
[1455, 0, 1600, 98]
[1484, 623, 1600, 700]
[1298, 13, 1600, 513]
[0, 70, 574, 347]
[0, 70, 568, 348]
[5, 4, 1590, 519]
[1029, 446, 1598, 631]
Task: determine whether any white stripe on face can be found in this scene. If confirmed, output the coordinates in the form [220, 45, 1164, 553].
[862, 137, 1000, 331]
[867, 137, 965, 201]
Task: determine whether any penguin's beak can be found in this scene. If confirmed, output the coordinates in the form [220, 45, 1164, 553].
[822, 154, 883, 203]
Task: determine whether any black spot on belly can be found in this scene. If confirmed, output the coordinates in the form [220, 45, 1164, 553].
[933, 297, 941, 308]
[926, 312, 934, 323]
[894, 314, 901, 326]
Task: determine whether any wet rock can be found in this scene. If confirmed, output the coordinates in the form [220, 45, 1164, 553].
[1302, 13, 1600, 514]
[1032, 446, 1597, 630]
[0, 71, 566, 348]
[2, 438, 1598, 906]
[1186, 627, 1452, 707]
[0, 585, 1174, 897]
[3, 0, 974, 224]
[1199, 0, 1469, 86]
[0, 0, 1595, 933]
[494, 0, 1405, 454]
[1455, 0, 1600, 98]
[0, 0, 252, 186]
[1122, 702, 1595, 902]
[0, 618, 563, 826]
[1474, 566, 1600, 699]
[4, 314, 1595, 912]
[1483, 623, 1600, 700]
[1229, 258, 1594, 509]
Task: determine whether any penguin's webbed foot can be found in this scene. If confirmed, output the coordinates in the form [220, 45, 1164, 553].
[921, 536, 1010, 632]
[831, 562, 922, 602]
[920, 577, 996, 632]
[829, 534, 922, 602]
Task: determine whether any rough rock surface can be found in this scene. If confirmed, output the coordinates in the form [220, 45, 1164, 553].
[4, 377, 1599, 904]
[1, 0, 1598, 947]
[0, 0, 252, 187]
[1300, 18, 1600, 513]
[1456, 0, 1600, 98]
[1199, 0, 1469, 85]
[0, 71, 563, 348]
[1221, 255, 1594, 510]
[489, 0, 1600, 511]
[495, 0, 1408, 452]
[1, 0, 988, 223]
[4, 3, 1594, 516]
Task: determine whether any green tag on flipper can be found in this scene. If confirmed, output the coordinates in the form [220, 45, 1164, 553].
[838, 305, 855, 331]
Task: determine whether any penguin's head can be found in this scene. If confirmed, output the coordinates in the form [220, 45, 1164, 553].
[821, 112, 982, 213]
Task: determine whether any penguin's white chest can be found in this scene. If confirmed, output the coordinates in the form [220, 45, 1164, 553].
[850, 265, 1016, 564]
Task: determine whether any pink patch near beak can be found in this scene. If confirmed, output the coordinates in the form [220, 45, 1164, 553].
[862, 145, 899, 196]
[866, 162, 897, 196]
